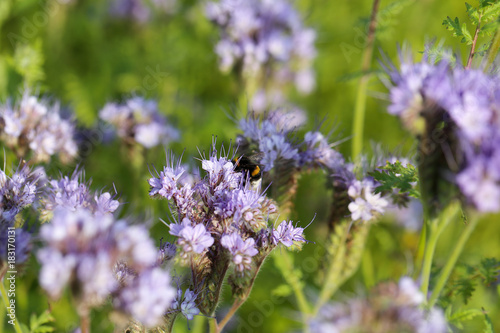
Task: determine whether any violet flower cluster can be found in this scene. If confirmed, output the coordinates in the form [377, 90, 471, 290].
[0, 164, 44, 267]
[205, 0, 317, 111]
[40, 169, 120, 220]
[37, 207, 176, 327]
[0, 92, 78, 163]
[386, 54, 500, 212]
[238, 112, 390, 223]
[310, 277, 447, 333]
[148, 143, 308, 315]
[99, 97, 179, 149]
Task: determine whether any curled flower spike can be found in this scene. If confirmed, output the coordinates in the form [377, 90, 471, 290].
[272, 220, 308, 247]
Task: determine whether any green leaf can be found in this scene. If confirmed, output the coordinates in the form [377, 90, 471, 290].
[461, 22, 473, 44]
[369, 161, 420, 200]
[466, 3, 480, 25]
[478, 257, 500, 285]
[454, 277, 477, 304]
[483, 310, 494, 333]
[447, 308, 484, 329]
[29, 310, 54, 333]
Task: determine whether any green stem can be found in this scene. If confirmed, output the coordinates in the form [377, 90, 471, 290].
[191, 315, 204, 333]
[0, 279, 23, 333]
[420, 203, 460, 297]
[351, 0, 381, 159]
[278, 251, 311, 316]
[484, 22, 500, 71]
[428, 215, 480, 308]
[414, 220, 427, 279]
[208, 317, 218, 333]
[419, 219, 439, 297]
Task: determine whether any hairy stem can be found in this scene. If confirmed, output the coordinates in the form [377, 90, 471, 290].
[351, 0, 381, 159]
[217, 298, 245, 333]
[428, 214, 480, 308]
[466, 13, 482, 69]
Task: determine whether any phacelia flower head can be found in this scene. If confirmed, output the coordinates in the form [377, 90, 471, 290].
[0, 92, 78, 163]
[310, 277, 447, 333]
[38, 207, 172, 326]
[41, 168, 119, 219]
[99, 96, 179, 149]
[385, 50, 500, 213]
[206, 0, 317, 111]
[0, 163, 42, 223]
[239, 113, 299, 172]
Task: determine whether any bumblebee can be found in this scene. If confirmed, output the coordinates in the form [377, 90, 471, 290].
[232, 153, 263, 190]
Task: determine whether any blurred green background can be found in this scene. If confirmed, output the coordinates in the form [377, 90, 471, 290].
[1, 0, 499, 332]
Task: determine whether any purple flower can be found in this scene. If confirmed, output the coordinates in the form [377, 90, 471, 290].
[385, 51, 500, 213]
[456, 154, 500, 212]
[115, 267, 176, 327]
[221, 232, 259, 271]
[202, 155, 241, 191]
[169, 217, 192, 236]
[37, 208, 159, 310]
[310, 277, 447, 333]
[0, 92, 78, 163]
[177, 223, 214, 255]
[99, 97, 179, 149]
[239, 116, 299, 172]
[157, 241, 177, 265]
[172, 288, 200, 320]
[0, 164, 42, 222]
[300, 131, 345, 170]
[347, 180, 388, 222]
[272, 220, 307, 247]
[43, 169, 119, 218]
[205, 0, 317, 110]
[149, 157, 186, 199]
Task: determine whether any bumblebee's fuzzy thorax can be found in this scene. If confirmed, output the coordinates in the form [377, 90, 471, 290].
[233, 155, 263, 190]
